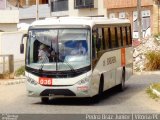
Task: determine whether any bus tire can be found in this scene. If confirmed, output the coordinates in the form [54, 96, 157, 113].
[118, 67, 125, 91]
[41, 97, 49, 103]
[93, 74, 104, 102]
[98, 75, 104, 96]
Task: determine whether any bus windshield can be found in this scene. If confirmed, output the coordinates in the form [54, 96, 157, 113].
[26, 28, 91, 71]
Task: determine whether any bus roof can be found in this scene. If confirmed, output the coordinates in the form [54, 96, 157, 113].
[31, 17, 130, 27]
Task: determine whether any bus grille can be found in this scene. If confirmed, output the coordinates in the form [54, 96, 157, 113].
[40, 89, 76, 96]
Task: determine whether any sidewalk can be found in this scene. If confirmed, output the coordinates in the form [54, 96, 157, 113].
[0, 60, 25, 73]
[0, 76, 25, 85]
[0, 60, 25, 85]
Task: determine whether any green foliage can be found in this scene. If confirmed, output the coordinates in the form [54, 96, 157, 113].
[154, 33, 160, 38]
[145, 51, 160, 71]
[15, 66, 25, 77]
[152, 83, 160, 92]
[146, 88, 159, 99]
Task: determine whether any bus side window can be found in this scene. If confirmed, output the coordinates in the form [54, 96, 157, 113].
[102, 28, 106, 50]
[115, 27, 119, 47]
[120, 27, 123, 46]
[117, 27, 122, 47]
[110, 27, 118, 48]
[108, 27, 112, 49]
[125, 26, 129, 45]
[104, 28, 109, 50]
[92, 35, 96, 59]
[96, 28, 102, 51]
[128, 26, 132, 46]
[122, 27, 126, 46]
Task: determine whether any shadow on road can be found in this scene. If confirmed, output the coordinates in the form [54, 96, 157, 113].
[34, 85, 137, 106]
[33, 74, 160, 106]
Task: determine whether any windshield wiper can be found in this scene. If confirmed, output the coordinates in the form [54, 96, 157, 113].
[58, 55, 78, 74]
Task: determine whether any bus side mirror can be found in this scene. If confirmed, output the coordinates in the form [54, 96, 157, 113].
[20, 44, 24, 54]
[20, 34, 28, 54]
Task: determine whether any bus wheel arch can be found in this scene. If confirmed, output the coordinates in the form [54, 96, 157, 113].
[118, 67, 126, 91]
[98, 74, 104, 95]
[92, 74, 104, 103]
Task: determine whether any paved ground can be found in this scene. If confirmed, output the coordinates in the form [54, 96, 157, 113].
[0, 73, 160, 114]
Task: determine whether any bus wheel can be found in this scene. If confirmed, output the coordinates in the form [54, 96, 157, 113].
[98, 75, 104, 96]
[41, 97, 49, 103]
[118, 67, 125, 91]
[94, 75, 104, 102]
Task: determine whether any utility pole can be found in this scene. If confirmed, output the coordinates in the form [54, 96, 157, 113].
[137, 0, 143, 40]
[36, 0, 39, 20]
[16, 0, 19, 9]
[49, 0, 52, 17]
[158, 0, 160, 33]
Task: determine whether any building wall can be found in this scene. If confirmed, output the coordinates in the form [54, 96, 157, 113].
[52, 0, 107, 17]
[107, 6, 153, 28]
[19, 0, 48, 6]
[0, 32, 26, 61]
[0, 10, 19, 23]
[0, 0, 6, 9]
[0, 24, 17, 32]
[19, 4, 50, 20]
[0, 10, 19, 32]
[152, 4, 160, 35]
[106, 0, 160, 38]
[105, 0, 153, 9]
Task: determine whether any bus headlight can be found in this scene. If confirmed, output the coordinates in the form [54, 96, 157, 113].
[77, 78, 90, 85]
[27, 77, 38, 85]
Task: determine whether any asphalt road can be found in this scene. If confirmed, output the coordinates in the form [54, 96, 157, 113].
[0, 73, 160, 114]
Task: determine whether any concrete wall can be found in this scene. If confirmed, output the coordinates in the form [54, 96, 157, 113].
[0, 32, 26, 62]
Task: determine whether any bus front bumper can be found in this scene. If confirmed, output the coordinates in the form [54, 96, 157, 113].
[26, 80, 93, 98]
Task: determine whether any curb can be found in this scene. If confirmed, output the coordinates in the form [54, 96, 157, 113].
[134, 71, 160, 75]
[0, 78, 25, 85]
[150, 85, 160, 97]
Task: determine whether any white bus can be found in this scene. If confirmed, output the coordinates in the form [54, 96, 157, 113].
[20, 17, 133, 103]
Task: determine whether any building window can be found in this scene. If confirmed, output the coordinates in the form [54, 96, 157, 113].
[109, 13, 116, 18]
[74, 0, 94, 9]
[119, 12, 125, 19]
[51, 0, 68, 12]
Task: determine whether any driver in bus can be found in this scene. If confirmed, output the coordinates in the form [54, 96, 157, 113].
[38, 44, 50, 63]
[71, 42, 86, 55]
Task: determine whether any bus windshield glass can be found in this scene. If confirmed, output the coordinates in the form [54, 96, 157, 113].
[26, 28, 91, 71]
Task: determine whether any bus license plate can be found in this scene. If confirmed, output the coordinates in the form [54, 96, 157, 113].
[39, 77, 52, 86]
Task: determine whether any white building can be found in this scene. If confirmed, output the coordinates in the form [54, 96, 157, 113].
[0, 0, 19, 32]
[51, 0, 107, 17]
[1, 0, 107, 25]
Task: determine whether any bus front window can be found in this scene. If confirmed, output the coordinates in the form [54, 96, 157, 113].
[26, 28, 91, 72]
